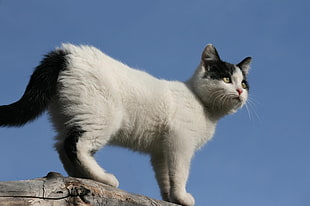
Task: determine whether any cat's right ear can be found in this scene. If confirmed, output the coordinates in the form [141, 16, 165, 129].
[201, 44, 221, 63]
[237, 57, 252, 75]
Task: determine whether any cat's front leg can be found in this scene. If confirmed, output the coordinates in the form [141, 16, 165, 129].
[166, 132, 195, 206]
[151, 152, 170, 201]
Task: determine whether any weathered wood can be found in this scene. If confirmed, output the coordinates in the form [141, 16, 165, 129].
[0, 172, 180, 206]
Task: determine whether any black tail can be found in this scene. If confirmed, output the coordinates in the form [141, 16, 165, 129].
[0, 49, 67, 127]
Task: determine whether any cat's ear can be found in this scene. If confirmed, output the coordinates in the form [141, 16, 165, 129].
[201, 44, 221, 63]
[237, 57, 252, 75]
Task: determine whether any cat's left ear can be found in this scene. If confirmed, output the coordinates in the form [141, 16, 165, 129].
[237, 57, 252, 75]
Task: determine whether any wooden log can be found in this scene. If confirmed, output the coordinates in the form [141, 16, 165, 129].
[0, 172, 180, 206]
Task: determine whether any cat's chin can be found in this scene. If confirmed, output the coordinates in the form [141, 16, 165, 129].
[226, 103, 242, 115]
[233, 98, 244, 106]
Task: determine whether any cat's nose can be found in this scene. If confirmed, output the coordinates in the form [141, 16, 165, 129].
[236, 89, 243, 95]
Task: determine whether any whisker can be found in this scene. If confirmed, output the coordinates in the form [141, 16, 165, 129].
[244, 96, 260, 121]
[209, 90, 224, 110]
[244, 102, 253, 120]
[222, 96, 228, 112]
[217, 94, 226, 111]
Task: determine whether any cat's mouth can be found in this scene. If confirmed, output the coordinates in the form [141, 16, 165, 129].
[233, 96, 242, 101]
[230, 95, 245, 106]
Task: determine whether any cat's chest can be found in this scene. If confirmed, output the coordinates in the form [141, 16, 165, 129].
[169, 93, 218, 149]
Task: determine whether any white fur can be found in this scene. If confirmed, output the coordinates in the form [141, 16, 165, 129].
[48, 44, 249, 206]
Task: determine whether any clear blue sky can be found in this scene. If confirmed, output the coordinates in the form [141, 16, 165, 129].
[0, 1, 309, 205]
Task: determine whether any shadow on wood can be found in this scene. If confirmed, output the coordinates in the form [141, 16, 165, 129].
[0, 172, 180, 206]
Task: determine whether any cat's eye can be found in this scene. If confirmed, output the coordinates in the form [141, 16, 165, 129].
[241, 81, 248, 89]
[222, 77, 231, 83]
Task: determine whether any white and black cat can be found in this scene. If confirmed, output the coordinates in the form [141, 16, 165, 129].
[0, 44, 251, 206]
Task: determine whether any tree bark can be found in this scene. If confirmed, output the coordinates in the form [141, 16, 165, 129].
[0, 172, 180, 206]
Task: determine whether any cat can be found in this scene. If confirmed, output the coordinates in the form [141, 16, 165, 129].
[0, 43, 251, 206]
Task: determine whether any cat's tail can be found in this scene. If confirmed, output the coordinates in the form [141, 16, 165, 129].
[0, 49, 67, 127]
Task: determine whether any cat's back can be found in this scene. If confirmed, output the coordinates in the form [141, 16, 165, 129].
[60, 44, 162, 90]
[55, 43, 169, 114]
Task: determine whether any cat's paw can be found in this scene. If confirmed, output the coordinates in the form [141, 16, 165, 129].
[161, 191, 170, 202]
[170, 191, 195, 206]
[105, 173, 119, 188]
[98, 173, 119, 188]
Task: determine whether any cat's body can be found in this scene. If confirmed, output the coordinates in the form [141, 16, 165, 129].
[0, 44, 251, 206]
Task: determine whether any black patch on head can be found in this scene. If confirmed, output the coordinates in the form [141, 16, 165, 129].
[202, 60, 236, 80]
[64, 126, 85, 164]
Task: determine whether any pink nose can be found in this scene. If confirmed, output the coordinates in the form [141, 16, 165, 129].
[237, 89, 243, 95]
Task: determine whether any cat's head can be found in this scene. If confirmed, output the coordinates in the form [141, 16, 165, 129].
[189, 44, 252, 118]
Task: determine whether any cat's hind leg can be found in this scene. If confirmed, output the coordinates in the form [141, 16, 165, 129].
[55, 126, 119, 187]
